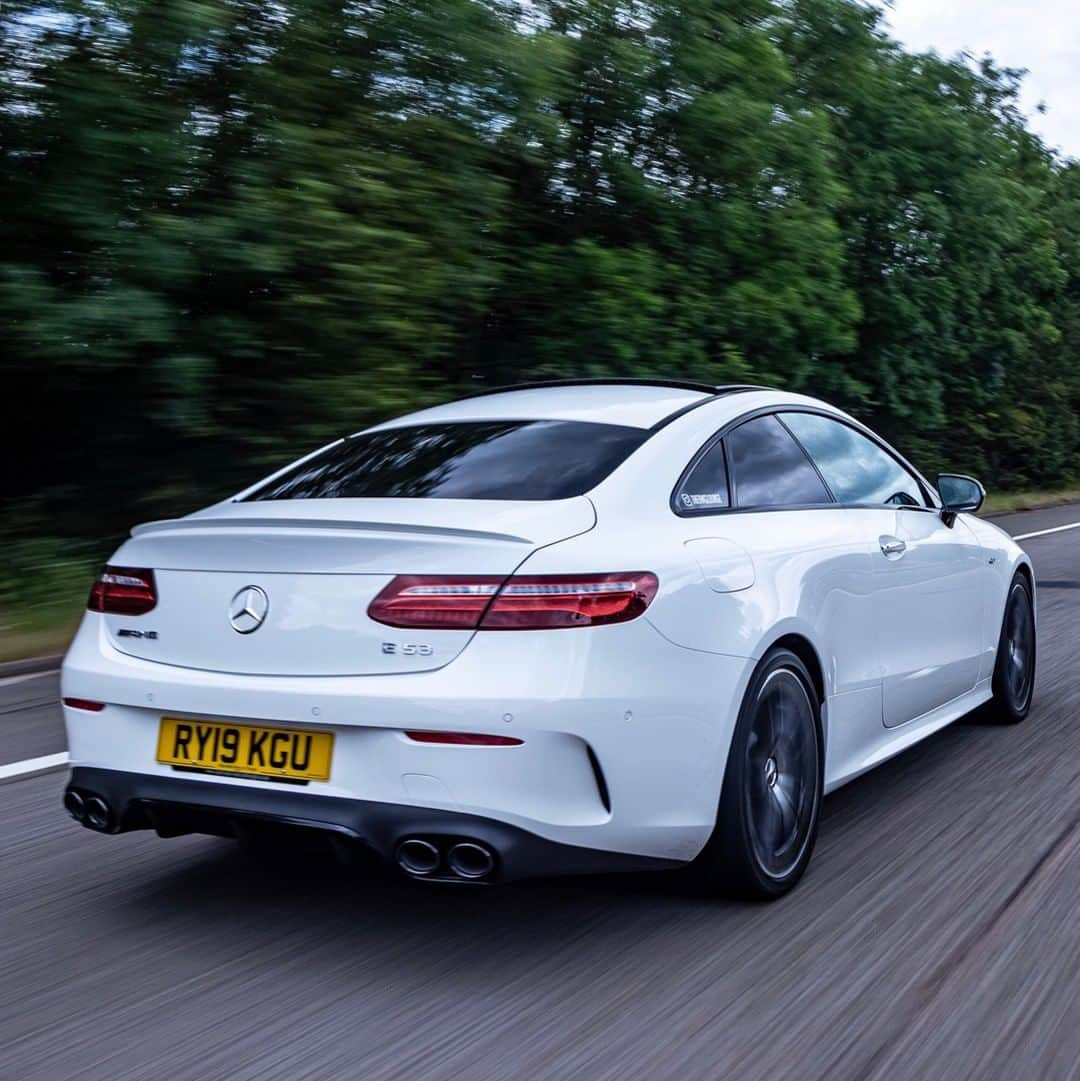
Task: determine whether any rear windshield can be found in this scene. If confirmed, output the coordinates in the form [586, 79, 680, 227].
[243, 420, 650, 502]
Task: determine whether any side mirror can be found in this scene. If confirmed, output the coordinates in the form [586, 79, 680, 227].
[937, 473, 985, 526]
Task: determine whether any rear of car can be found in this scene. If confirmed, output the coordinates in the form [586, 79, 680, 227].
[61, 388, 740, 880]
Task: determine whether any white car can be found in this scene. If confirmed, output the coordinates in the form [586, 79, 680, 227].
[61, 381, 1036, 898]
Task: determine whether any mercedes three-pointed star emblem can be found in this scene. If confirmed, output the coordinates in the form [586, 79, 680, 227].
[229, 585, 269, 634]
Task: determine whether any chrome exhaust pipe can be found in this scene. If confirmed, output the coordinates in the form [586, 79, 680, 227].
[63, 789, 86, 822]
[83, 796, 112, 832]
[447, 842, 495, 880]
[397, 838, 440, 876]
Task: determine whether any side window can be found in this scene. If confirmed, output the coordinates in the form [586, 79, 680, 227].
[675, 440, 730, 513]
[780, 412, 925, 507]
[726, 415, 833, 508]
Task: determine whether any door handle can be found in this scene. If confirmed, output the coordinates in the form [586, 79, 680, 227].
[879, 536, 907, 558]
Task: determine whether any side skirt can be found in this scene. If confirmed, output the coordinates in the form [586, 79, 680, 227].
[824, 680, 994, 794]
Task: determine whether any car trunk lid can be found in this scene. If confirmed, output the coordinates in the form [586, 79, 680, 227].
[102, 498, 595, 676]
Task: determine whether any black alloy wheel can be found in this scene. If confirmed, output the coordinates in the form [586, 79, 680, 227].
[699, 648, 823, 900]
[989, 574, 1036, 724]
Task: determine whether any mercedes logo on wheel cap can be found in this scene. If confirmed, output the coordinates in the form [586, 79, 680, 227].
[229, 585, 269, 634]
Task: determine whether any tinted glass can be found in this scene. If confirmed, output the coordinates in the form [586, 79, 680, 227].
[244, 420, 650, 502]
[781, 412, 925, 507]
[675, 441, 730, 513]
[726, 415, 832, 508]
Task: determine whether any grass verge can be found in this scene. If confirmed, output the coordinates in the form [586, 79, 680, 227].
[0, 540, 98, 663]
[0, 597, 85, 663]
[982, 484, 1080, 517]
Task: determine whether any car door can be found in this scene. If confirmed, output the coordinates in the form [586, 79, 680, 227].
[780, 412, 986, 728]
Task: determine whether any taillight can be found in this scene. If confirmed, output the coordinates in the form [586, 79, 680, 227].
[87, 566, 157, 615]
[369, 572, 658, 631]
[367, 575, 504, 629]
[482, 573, 659, 630]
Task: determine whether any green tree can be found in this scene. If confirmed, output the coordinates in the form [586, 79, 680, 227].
[784, 0, 1069, 481]
[2, 0, 1079, 560]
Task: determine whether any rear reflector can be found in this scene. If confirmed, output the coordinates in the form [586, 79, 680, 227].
[405, 731, 523, 746]
[369, 572, 658, 631]
[63, 698, 106, 712]
[88, 566, 157, 615]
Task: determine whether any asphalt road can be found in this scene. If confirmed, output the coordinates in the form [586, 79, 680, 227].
[2, 504, 1079, 1080]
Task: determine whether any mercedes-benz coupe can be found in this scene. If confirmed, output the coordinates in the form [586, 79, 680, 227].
[61, 381, 1036, 898]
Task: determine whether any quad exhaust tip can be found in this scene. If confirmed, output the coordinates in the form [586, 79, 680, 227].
[447, 842, 495, 880]
[84, 796, 112, 832]
[396, 838, 496, 880]
[397, 838, 440, 876]
[63, 789, 86, 822]
[63, 789, 112, 831]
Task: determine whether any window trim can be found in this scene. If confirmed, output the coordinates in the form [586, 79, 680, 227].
[670, 405, 938, 518]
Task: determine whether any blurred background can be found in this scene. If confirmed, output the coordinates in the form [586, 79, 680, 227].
[3, 0, 1079, 659]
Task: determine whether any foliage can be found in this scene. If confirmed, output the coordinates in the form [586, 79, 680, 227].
[2, 0, 1079, 548]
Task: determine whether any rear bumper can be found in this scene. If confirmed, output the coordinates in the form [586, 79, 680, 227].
[65, 767, 680, 882]
[63, 611, 756, 864]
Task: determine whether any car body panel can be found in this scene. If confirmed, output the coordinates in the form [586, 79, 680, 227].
[868, 509, 987, 727]
[104, 497, 596, 676]
[63, 609, 752, 861]
[961, 514, 1037, 681]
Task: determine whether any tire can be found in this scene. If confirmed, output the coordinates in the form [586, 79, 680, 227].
[986, 573, 1036, 724]
[698, 648, 823, 900]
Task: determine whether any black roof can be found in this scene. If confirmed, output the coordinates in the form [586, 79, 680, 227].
[462, 378, 775, 399]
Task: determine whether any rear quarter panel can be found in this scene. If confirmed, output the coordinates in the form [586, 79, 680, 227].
[524, 501, 885, 793]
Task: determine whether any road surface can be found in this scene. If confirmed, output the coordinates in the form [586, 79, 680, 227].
[2, 504, 1079, 1080]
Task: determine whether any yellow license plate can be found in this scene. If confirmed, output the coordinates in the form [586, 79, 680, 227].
[157, 717, 334, 782]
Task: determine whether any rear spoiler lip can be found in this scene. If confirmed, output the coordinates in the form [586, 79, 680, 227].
[130, 516, 533, 546]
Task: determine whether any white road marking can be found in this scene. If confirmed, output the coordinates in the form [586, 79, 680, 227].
[0, 668, 60, 689]
[1013, 521, 1080, 542]
[0, 752, 69, 784]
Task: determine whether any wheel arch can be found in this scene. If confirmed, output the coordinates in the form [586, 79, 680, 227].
[1015, 557, 1035, 608]
[1003, 554, 1037, 632]
[768, 633, 826, 706]
[758, 632, 829, 759]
